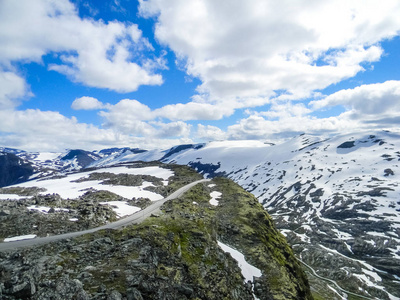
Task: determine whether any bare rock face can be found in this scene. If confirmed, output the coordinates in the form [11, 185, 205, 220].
[0, 152, 34, 188]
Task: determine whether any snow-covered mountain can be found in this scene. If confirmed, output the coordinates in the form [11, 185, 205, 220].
[159, 131, 400, 299]
[0, 148, 154, 183]
[1, 130, 400, 299]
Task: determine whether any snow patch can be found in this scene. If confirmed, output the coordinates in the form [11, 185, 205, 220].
[27, 205, 69, 214]
[209, 191, 222, 206]
[217, 241, 262, 282]
[4, 234, 37, 242]
[13, 166, 170, 200]
[100, 201, 141, 218]
[0, 194, 29, 200]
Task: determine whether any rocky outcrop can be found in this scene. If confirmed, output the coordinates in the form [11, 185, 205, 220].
[0, 152, 34, 188]
[0, 177, 312, 300]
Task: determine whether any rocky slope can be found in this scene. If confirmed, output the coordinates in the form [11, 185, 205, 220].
[0, 165, 312, 299]
[160, 131, 400, 300]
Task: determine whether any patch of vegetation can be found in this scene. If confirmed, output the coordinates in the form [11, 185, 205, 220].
[72, 172, 164, 187]
[0, 186, 45, 196]
[212, 177, 312, 299]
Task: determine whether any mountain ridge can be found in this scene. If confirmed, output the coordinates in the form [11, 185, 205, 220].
[0, 163, 312, 299]
[1, 130, 400, 298]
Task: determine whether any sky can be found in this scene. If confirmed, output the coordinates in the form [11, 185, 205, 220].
[1, 0, 400, 152]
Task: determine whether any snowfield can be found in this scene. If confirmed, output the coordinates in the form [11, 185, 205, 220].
[5, 166, 173, 201]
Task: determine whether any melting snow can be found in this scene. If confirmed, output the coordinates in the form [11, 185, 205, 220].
[99, 201, 140, 217]
[27, 205, 69, 213]
[209, 191, 221, 206]
[12, 166, 172, 200]
[217, 241, 262, 282]
[0, 194, 29, 200]
[4, 234, 37, 242]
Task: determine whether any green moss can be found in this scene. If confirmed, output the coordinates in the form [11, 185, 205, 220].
[212, 177, 313, 299]
[1, 169, 312, 299]
[0, 186, 45, 196]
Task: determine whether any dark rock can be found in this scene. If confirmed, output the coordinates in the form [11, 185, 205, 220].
[126, 288, 143, 300]
[384, 168, 394, 176]
[107, 290, 123, 300]
[337, 141, 355, 149]
[0, 152, 34, 187]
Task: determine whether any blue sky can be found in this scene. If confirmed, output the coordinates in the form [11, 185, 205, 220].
[1, 0, 400, 151]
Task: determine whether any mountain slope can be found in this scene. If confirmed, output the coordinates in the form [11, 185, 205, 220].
[2, 130, 400, 298]
[0, 152, 34, 188]
[0, 163, 312, 299]
[159, 131, 400, 299]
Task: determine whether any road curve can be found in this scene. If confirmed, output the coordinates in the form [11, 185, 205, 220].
[0, 179, 210, 252]
[299, 258, 377, 300]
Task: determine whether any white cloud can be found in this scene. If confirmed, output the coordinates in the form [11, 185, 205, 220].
[0, 108, 192, 151]
[259, 102, 311, 119]
[99, 99, 193, 138]
[0, 109, 119, 151]
[71, 96, 106, 110]
[196, 124, 227, 141]
[311, 80, 400, 115]
[140, 0, 400, 103]
[100, 99, 153, 122]
[100, 98, 235, 124]
[225, 114, 357, 141]
[154, 102, 235, 121]
[0, 71, 30, 109]
[0, 0, 163, 94]
[153, 121, 191, 138]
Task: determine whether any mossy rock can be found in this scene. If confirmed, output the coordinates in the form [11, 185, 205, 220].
[0, 166, 312, 300]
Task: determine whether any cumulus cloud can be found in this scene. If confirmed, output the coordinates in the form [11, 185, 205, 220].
[100, 98, 236, 124]
[0, 0, 163, 95]
[0, 109, 120, 151]
[197, 124, 227, 141]
[99, 99, 193, 139]
[311, 80, 400, 115]
[154, 102, 235, 120]
[225, 114, 359, 141]
[71, 96, 106, 110]
[100, 99, 153, 122]
[0, 71, 30, 109]
[153, 121, 191, 138]
[140, 0, 400, 103]
[259, 102, 311, 119]
[0, 108, 192, 151]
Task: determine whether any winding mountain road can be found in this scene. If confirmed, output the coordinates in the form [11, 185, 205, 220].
[299, 258, 377, 300]
[0, 179, 210, 252]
